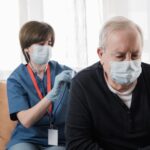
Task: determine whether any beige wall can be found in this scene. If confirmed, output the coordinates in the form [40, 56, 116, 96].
[0, 81, 16, 150]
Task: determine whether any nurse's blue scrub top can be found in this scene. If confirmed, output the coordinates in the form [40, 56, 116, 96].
[6, 61, 71, 149]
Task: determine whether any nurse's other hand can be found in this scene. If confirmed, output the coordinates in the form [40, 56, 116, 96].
[45, 70, 73, 102]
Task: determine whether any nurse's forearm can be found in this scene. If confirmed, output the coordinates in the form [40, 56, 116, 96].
[17, 98, 51, 128]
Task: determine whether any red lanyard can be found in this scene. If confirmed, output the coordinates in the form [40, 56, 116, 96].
[27, 64, 52, 112]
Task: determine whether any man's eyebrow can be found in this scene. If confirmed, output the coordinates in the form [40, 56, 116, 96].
[132, 51, 141, 54]
[110, 51, 126, 55]
[110, 50, 141, 55]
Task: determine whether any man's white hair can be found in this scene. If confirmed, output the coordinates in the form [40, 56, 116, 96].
[99, 16, 143, 49]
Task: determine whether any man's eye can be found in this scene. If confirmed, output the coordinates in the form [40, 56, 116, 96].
[116, 55, 123, 58]
[114, 55, 125, 61]
[116, 55, 124, 59]
[132, 55, 139, 59]
[132, 53, 141, 59]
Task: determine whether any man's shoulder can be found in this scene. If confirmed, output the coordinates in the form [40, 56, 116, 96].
[139, 62, 150, 83]
[142, 62, 150, 74]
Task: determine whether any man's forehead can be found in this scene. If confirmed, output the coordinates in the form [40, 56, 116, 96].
[105, 31, 142, 50]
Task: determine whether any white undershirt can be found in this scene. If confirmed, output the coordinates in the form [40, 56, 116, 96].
[106, 81, 137, 108]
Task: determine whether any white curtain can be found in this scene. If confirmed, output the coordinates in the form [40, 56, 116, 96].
[1, 0, 150, 80]
[43, 0, 103, 70]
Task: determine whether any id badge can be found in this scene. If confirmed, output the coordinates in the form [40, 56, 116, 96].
[48, 129, 58, 146]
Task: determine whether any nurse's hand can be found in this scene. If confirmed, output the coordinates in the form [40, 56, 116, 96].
[45, 70, 73, 102]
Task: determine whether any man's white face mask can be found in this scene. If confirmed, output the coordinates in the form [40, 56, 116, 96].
[110, 60, 142, 85]
[30, 45, 52, 65]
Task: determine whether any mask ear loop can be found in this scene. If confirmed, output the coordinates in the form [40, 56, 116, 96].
[24, 50, 30, 63]
[25, 51, 36, 72]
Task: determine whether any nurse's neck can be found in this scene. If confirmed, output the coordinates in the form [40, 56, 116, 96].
[29, 62, 47, 79]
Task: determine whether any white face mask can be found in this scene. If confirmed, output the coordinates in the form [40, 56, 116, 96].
[110, 60, 142, 85]
[30, 45, 52, 65]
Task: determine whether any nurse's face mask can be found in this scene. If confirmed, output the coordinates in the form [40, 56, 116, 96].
[29, 44, 52, 65]
[110, 59, 142, 85]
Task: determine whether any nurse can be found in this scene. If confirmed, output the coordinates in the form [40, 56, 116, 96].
[7, 21, 73, 150]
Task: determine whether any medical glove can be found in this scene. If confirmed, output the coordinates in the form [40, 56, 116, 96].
[45, 70, 73, 102]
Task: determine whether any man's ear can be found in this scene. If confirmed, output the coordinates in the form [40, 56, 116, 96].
[97, 47, 104, 59]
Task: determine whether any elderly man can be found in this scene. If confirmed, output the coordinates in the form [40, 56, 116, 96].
[66, 16, 150, 150]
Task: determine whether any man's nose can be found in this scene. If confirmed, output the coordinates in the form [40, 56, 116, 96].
[125, 53, 131, 61]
